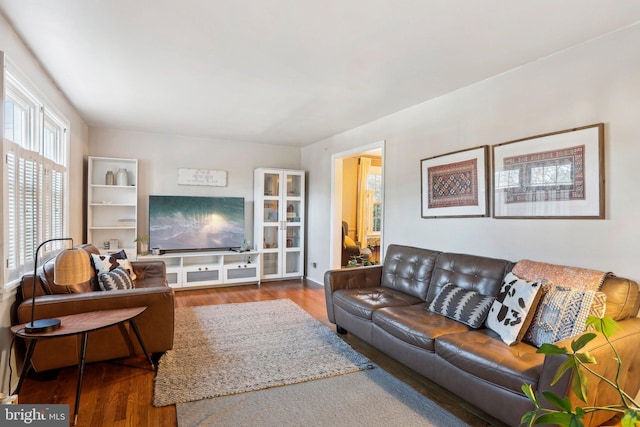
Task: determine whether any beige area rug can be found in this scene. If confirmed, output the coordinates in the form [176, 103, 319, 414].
[177, 367, 473, 427]
[153, 299, 373, 406]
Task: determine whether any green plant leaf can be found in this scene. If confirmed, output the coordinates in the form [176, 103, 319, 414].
[571, 367, 588, 403]
[552, 358, 577, 386]
[586, 316, 622, 338]
[542, 390, 572, 412]
[575, 351, 597, 365]
[536, 412, 581, 426]
[621, 409, 639, 427]
[537, 343, 568, 355]
[520, 410, 537, 427]
[522, 384, 539, 407]
[571, 333, 596, 352]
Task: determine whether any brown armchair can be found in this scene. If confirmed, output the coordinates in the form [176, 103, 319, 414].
[341, 221, 361, 267]
[14, 244, 174, 372]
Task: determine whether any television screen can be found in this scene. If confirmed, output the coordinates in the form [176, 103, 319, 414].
[149, 195, 245, 252]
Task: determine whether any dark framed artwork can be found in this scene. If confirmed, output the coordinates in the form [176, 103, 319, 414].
[420, 145, 489, 218]
[492, 123, 604, 219]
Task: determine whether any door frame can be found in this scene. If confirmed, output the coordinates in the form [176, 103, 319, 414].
[330, 140, 385, 270]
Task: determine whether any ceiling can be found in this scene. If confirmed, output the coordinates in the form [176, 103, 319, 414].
[1, 1, 640, 147]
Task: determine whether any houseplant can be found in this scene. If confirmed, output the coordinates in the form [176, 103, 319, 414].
[346, 254, 376, 268]
[134, 234, 149, 255]
[521, 316, 639, 427]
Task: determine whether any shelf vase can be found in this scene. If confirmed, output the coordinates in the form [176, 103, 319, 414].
[105, 170, 115, 185]
[139, 242, 149, 256]
[116, 168, 128, 186]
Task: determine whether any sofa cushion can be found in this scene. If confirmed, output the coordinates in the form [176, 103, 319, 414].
[373, 304, 470, 351]
[381, 245, 440, 300]
[524, 286, 606, 347]
[333, 287, 422, 321]
[428, 283, 494, 328]
[426, 252, 514, 305]
[485, 272, 543, 346]
[435, 329, 544, 394]
[97, 266, 135, 291]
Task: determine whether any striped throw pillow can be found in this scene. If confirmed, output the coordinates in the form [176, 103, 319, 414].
[428, 283, 495, 328]
[98, 266, 135, 291]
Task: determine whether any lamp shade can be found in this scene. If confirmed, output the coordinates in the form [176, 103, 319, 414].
[27, 238, 92, 333]
[54, 248, 92, 286]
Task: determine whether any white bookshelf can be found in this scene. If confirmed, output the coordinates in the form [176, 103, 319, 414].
[87, 156, 138, 257]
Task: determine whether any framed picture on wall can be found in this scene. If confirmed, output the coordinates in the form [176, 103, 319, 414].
[420, 145, 489, 218]
[492, 123, 604, 219]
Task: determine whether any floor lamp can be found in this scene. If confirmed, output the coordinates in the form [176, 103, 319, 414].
[25, 238, 92, 333]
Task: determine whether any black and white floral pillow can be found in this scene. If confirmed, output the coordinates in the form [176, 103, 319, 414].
[91, 250, 136, 281]
[485, 272, 543, 345]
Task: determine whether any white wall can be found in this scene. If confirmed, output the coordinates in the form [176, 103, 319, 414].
[303, 23, 640, 286]
[88, 128, 301, 247]
[0, 14, 89, 395]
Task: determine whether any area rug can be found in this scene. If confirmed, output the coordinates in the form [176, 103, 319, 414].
[176, 367, 473, 427]
[153, 299, 373, 406]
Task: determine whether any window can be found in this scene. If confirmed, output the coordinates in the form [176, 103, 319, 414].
[367, 168, 382, 233]
[3, 68, 69, 286]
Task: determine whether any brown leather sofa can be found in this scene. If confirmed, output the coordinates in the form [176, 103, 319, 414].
[14, 244, 175, 372]
[324, 244, 640, 427]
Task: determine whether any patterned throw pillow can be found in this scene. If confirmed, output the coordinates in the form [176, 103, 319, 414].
[524, 286, 607, 347]
[428, 283, 495, 328]
[91, 250, 136, 281]
[485, 272, 544, 345]
[98, 266, 135, 291]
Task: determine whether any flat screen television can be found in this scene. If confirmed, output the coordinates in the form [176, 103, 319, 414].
[148, 195, 245, 252]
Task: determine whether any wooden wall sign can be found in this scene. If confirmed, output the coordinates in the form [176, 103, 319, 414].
[177, 168, 228, 187]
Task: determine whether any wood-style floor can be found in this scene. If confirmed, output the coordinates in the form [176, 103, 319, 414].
[16, 279, 506, 427]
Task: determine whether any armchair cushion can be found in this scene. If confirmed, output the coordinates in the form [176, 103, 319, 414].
[344, 235, 357, 247]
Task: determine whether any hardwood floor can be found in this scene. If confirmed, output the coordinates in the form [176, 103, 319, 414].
[16, 279, 505, 427]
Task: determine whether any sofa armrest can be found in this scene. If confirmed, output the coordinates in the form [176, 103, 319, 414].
[17, 286, 173, 322]
[16, 287, 175, 372]
[132, 261, 166, 281]
[537, 317, 640, 427]
[323, 265, 383, 323]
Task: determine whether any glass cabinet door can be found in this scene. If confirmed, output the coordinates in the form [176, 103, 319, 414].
[285, 225, 301, 249]
[263, 252, 280, 276]
[264, 173, 280, 197]
[263, 225, 279, 249]
[286, 173, 302, 197]
[285, 200, 301, 223]
[285, 251, 301, 275]
[263, 200, 279, 223]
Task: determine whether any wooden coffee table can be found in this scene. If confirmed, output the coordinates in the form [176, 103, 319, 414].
[11, 306, 155, 425]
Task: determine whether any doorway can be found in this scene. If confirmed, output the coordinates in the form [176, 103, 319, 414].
[330, 141, 385, 269]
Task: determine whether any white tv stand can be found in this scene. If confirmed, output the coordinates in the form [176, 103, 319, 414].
[137, 250, 260, 289]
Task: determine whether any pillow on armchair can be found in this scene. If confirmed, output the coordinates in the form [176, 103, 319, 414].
[91, 250, 137, 281]
[97, 266, 135, 291]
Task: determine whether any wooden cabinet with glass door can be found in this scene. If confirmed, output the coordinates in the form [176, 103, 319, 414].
[254, 168, 305, 280]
